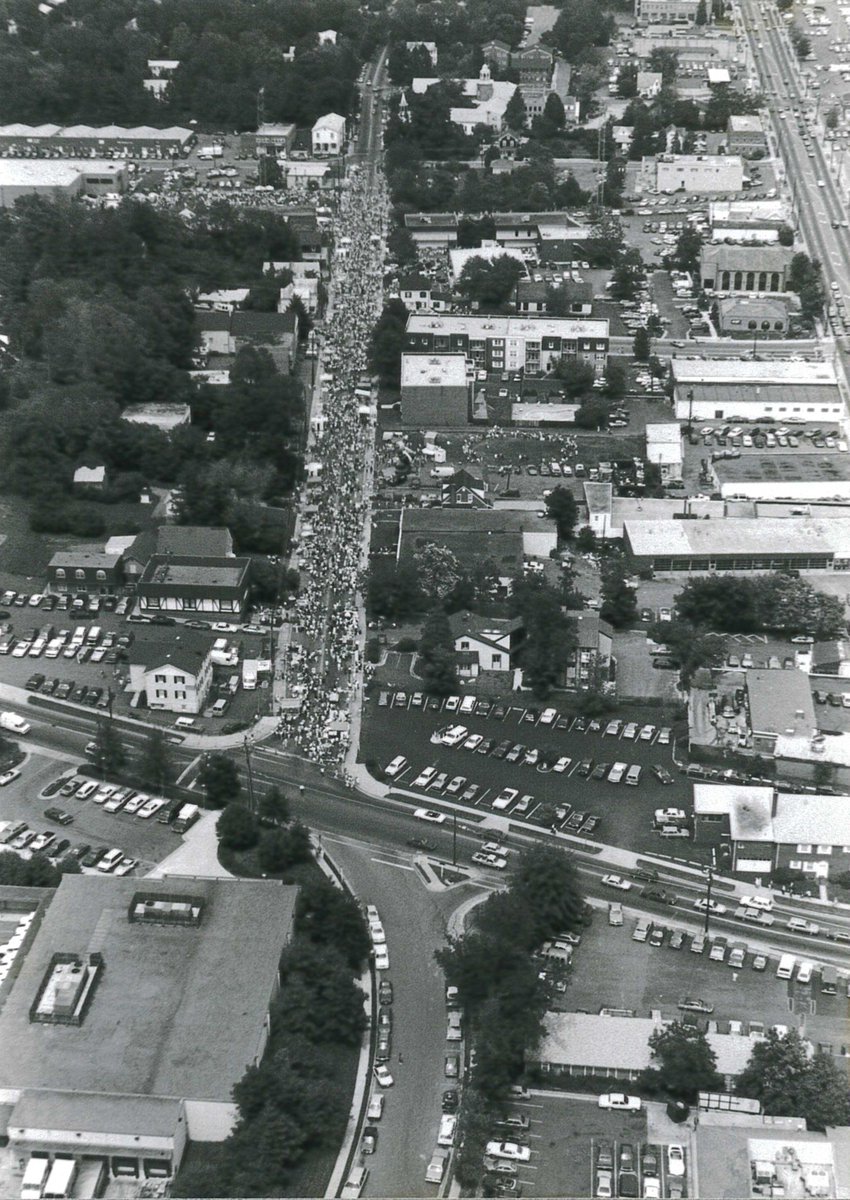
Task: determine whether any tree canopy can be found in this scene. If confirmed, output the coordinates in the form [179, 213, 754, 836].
[640, 1022, 723, 1102]
[736, 1028, 850, 1130]
[458, 254, 525, 309]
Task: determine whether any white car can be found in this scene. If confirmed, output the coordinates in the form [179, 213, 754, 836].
[597, 1093, 642, 1111]
[412, 767, 437, 789]
[92, 785, 116, 806]
[114, 856, 138, 876]
[485, 1141, 531, 1163]
[374, 947, 390, 971]
[472, 851, 507, 870]
[643, 1179, 662, 1199]
[413, 808, 445, 824]
[602, 874, 632, 892]
[492, 787, 518, 811]
[667, 1144, 685, 1177]
[539, 707, 558, 725]
[0, 768, 21, 786]
[367, 1093, 384, 1121]
[655, 807, 686, 824]
[385, 755, 407, 778]
[136, 797, 167, 820]
[122, 792, 149, 815]
[693, 898, 727, 915]
[463, 733, 483, 751]
[639, 725, 656, 741]
[596, 1171, 613, 1199]
[373, 1064, 394, 1087]
[553, 756, 572, 773]
[657, 727, 671, 744]
[622, 723, 639, 739]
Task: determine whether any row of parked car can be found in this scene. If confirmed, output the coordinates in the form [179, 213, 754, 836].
[1, 622, 133, 663]
[0, 818, 137, 875]
[594, 1138, 686, 1200]
[0, 589, 130, 616]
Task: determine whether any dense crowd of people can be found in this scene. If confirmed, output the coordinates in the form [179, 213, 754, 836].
[277, 165, 389, 766]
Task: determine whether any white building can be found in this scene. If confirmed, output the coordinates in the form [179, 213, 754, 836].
[671, 358, 844, 422]
[128, 631, 214, 715]
[311, 113, 345, 156]
[642, 153, 745, 195]
[413, 67, 518, 134]
[645, 423, 684, 481]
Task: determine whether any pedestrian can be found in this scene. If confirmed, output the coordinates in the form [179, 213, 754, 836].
[398, 1052, 403, 1063]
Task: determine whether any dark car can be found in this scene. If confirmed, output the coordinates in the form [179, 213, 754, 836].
[619, 1143, 635, 1171]
[580, 816, 600, 835]
[148, 615, 177, 626]
[379, 980, 393, 1005]
[442, 1089, 459, 1112]
[492, 740, 512, 760]
[407, 837, 436, 851]
[632, 867, 659, 883]
[522, 708, 539, 724]
[575, 759, 593, 777]
[572, 717, 588, 733]
[477, 701, 492, 718]
[71, 685, 88, 704]
[80, 846, 107, 868]
[361, 1126, 378, 1155]
[86, 687, 103, 707]
[50, 837, 71, 858]
[55, 681, 73, 700]
[492, 705, 508, 721]
[619, 1172, 639, 1198]
[642, 887, 675, 905]
[43, 807, 74, 825]
[40, 678, 58, 695]
[565, 811, 586, 830]
[25, 673, 46, 691]
[590, 762, 611, 781]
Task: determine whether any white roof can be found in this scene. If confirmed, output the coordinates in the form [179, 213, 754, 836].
[672, 358, 838, 386]
[313, 112, 345, 133]
[773, 792, 850, 845]
[122, 403, 191, 430]
[536, 1012, 763, 1077]
[73, 465, 105, 484]
[401, 353, 468, 388]
[708, 67, 731, 82]
[625, 516, 850, 559]
[645, 423, 682, 445]
[512, 403, 579, 423]
[0, 161, 82, 188]
[407, 313, 609, 340]
[647, 443, 682, 465]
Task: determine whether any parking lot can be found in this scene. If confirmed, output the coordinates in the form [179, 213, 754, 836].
[360, 696, 697, 858]
[505, 1091, 688, 1199]
[0, 751, 184, 874]
[0, 590, 272, 730]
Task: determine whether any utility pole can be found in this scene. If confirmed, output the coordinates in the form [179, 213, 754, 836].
[703, 864, 714, 937]
[687, 387, 695, 438]
[243, 736, 257, 815]
[452, 812, 458, 867]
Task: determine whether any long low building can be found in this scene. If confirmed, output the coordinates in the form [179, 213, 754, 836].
[529, 1011, 763, 1085]
[405, 313, 609, 373]
[0, 123, 193, 157]
[0, 159, 127, 207]
[624, 515, 850, 572]
[671, 358, 844, 422]
[711, 453, 850, 501]
[0, 875, 297, 1185]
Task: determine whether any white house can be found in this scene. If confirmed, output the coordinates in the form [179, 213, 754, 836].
[128, 631, 214, 715]
[311, 113, 345, 156]
[645, 423, 684, 482]
[449, 613, 522, 676]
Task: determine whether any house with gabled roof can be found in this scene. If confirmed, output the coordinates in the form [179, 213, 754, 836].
[440, 469, 489, 508]
[449, 612, 523, 676]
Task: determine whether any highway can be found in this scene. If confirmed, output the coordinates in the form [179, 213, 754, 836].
[738, 0, 850, 363]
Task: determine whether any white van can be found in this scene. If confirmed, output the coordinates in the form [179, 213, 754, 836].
[20, 1155, 50, 1200]
[43, 1158, 77, 1200]
[97, 848, 124, 873]
[175, 716, 196, 730]
[341, 1166, 368, 1198]
[625, 765, 642, 786]
[0, 711, 31, 735]
[741, 894, 773, 912]
[776, 953, 796, 980]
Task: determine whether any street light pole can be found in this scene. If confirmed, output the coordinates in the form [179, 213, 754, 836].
[687, 388, 695, 438]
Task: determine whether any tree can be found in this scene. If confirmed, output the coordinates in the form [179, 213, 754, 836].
[0, 850, 62, 887]
[368, 298, 408, 387]
[589, 209, 624, 267]
[387, 224, 417, 269]
[617, 62, 639, 99]
[600, 560, 637, 628]
[604, 358, 627, 399]
[672, 225, 703, 275]
[413, 543, 464, 604]
[553, 357, 596, 398]
[217, 803, 259, 851]
[825, 106, 840, 132]
[510, 576, 576, 698]
[576, 526, 598, 553]
[633, 326, 651, 361]
[542, 92, 566, 130]
[736, 1028, 850, 1128]
[777, 223, 795, 247]
[609, 249, 645, 301]
[511, 846, 586, 943]
[640, 1022, 723, 1102]
[458, 254, 524, 309]
[574, 398, 609, 430]
[199, 753, 241, 809]
[90, 718, 126, 776]
[259, 785, 290, 827]
[696, 0, 708, 23]
[257, 822, 313, 873]
[137, 728, 175, 793]
[295, 877, 371, 970]
[648, 48, 679, 88]
[418, 608, 459, 696]
[545, 486, 579, 539]
[505, 88, 526, 131]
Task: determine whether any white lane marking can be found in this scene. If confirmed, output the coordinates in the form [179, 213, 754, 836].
[370, 857, 415, 870]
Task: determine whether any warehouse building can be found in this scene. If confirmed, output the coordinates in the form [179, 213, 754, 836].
[405, 314, 609, 373]
[0, 123, 193, 157]
[711, 454, 850, 502]
[400, 354, 469, 426]
[624, 515, 850, 573]
[671, 358, 844, 422]
[0, 875, 297, 1185]
[642, 153, 745, 194]
[0, 159, 126, 207]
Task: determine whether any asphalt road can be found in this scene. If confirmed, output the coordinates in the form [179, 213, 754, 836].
[325, 833, 473, 1198]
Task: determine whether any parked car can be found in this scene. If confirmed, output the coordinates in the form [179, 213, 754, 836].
[598, 1094, 642, 1111]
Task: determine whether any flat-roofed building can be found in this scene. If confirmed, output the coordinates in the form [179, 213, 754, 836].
[0, 123, 192, 157]
[0, 875, 297, 1183]
[671, 358, 843, 421]
[726, 113, 768, 156]
[642, 153, 745, 194]
[624, 515, 850, 573]
[241, 123, 297, 158]
[700, 242, 793, 293]
[709, 198, 791, 243]
[528, 1011, 764, 1085]
[136, 554, 251, 616]
[0, 159, 126, 207]
[122, 402, 191, 433]
[711, 453, 850, 501]
[400, 354, 469, 426]
[405, 313, 609, 373]
[698, 1116, 849, 1200]
[645, 423, 683, 481]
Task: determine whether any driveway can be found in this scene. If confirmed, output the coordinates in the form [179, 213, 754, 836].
[146, 811, 230, 878]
